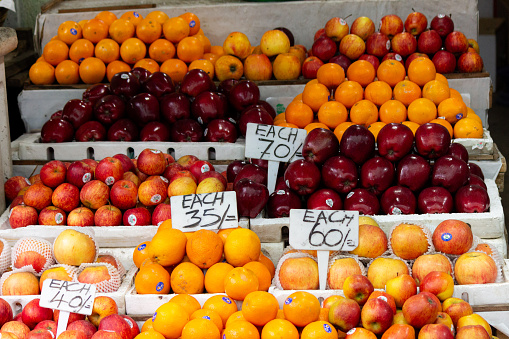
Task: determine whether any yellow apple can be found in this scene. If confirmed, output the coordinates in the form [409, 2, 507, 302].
[195, 177, 225, 194]
[327, 257, 362, 289]
[367, 257, 409, 289]
[272, 53, 301, 80]
[457, 314, 492, 337]
[39, 266, 75, 290]
[278, 257, 319, 290]
[2, 271, 40, 295]
[442, 297, 473, 327]
[223, 32, 251, 59]
[260, 30, 290, 57]
[349, 224, 387, 258]
[389, 223, 429, 260]
[454, 252, 498, 285]
[53, 229, 97, 266]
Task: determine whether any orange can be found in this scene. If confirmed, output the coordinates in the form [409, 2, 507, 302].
[242, 291, 279, 326]
[276, 309, 285, 320]
[55, 60, 80, 85]
[453, 117, 484, 138]
[152, 301, 189, 339]
[449, 88, 463, 100]
[120, 11, 143, 27]
[169, 294, 201, 316]
[376, 59, 406, 87]
[78, 57, 106, 84]
[149, 39, 175, 63]
[202, 52, 219, 65]
[36, 56, 45, 62]
[136, 18, 162, 44]
[318, 308, 329, 322]
[160, 59, 188, 83]
[333, 121, 354, 143]
[273, 112, 286, 123]
[435, 73, 449, 85]
[78, 20, 89, 29]
[364, 81, 392, 106]
[283, 291, 320, 327]
[349, 99, 378, 126]
[177, 36, 204, 63]
[141, 319, 154, 332]
[334, 80, 364, 108]
[190, 309, 223, 332]
[186, 229, 223, 268]
[69, 39, 94, 64]
[120, 38, 147, 64]
[195, 34, 211, 53]
[317, 101, 348, 129]
[222, 320, 259, 339]
[275, 121, 299, 128]
[402, 121, 420, 135]
[224, 228, 261, 267]
[146, 11, 170, 25]
[429, 118, 454, 138]
[95, 11, 117, 27]
[29, 61, 55, 85]
[407, 57, 436, 87]
[258, 252, 275, 279]
[437, 97, 468, 124]
[202, 295, 238, 327]
[94, 38, 120, 64]
[82, 19, 109, 44]
[379, 100, 407, 123]
[135, 262, 171, 294]
[217, 227, 241, 244]
[407, 98, 437, 125]
[224, 267, 259, 301]
[367, 121, 386, 141]
[148, 228, 187, 266]
[109, 19, 135, 44]
[135, 329, 168, 339]
[301, 321, 337, 339]
[304, 122, 330, 133]
[179, 12, 201, 36]
[226, 311, 246, 328]
[181, 318, 220, 339]
[43, 40, 69, 66]
[170, 262, 204, 294]
[302, 83, 330, 112]
[57, 21, 82, 45]
[466, 107, 482, 123]
[393, 80, 422, 106]
[243, 261, 272, 291]
[211, 45, 225, 57]
[188, 59, 215, 80]
[134, 58, 160, 73]
[316, 63, 345, 89]
[422, 79, 450, 105]
[261, 319, 299, 339]
[158, 219, 173, 231]
[163, 17, 190, 43]
[106, 60, 131, 82]
[133, 241, 151, 268]
[346, 60, 376, 87]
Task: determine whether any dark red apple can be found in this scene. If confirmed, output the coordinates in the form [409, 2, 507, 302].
[380, 186, 416, 215]
[75, 121, 107, 142]
[107, 119, 139, 141]
[233, 164, 267, 187]
[414, 123, 451, 159]
[430, 14, 454, 38]
[93, 95, 126, 125]
[444, 31, 469, 56]
[82, 83, 111, 106]
[180, 69, 216, 97]
[307, 188, 342, 210]
[405, 11, 428, 36]
[343, 188, 380, 215]
[188, 160, 214, 181]
[266, 187, 303, 218]
[391, 32, 417, 57]
[140, 122, 170, 141]
[446, 143, 469, 162]
[160, 92, 191, 124]
[123, 207, 152, 226]
[237, 105, 273, 137]
[205, 119, 238, 143]
[431, 155, 470, 193]
[50, 110, 62, 119]
[382, 52, 404, 64]
[417, 30, 443, 55]
[366, 32, 390, 57]
[377, 123, 414, 162]
[468, 162, 484, 180]
[360, 157, 395, 195]
[469, 174, 487, 190]
[432, 50, 457, 74]
[257, 100, 277, 119]
[126, 93, 160, 126]
[191, 91, 227, 124]
[163, 162, 185, 181]
[329, 54, 352, 72]
[302, 56, 324, 79]
[131, 67, 151, 83]
[311, 36, 337, 62]
[457, 51, 484, 73]
[110, 71, 141, 99]
[302, 128, 340, 165]
[66, 161, 93, 188]
[217, 79, 239, 96]
[169, 118, 203, 142]
[455, 184, 490, 213]
[321, 155, 358, 194]
[226, 160, 249, 183]
[283, 159, 321, 195]
[234, 178, 269, 218]
[228, 80, 260, 112]
[41, 118, 74, 143]
[396, 154, 432, 192]
[62, 99, 93, 129]
[418, 186, 454, 214]
[339, 124, 375, 165]
[141, 72, 175, 99]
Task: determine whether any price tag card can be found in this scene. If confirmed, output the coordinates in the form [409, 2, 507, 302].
[40, 280, 96, 315]
[245, 123, 306, 162]
[289, 209, 359, 251]
[170, 191, 238, 232]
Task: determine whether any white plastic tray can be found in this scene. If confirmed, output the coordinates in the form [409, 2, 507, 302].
[250, 179, 505, 242]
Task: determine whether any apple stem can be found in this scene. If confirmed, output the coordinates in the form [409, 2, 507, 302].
[343, 14, 352, 20]
[29, 165, 39, 178]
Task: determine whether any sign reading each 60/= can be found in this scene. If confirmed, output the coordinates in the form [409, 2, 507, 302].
[170, 191, 238, 232]
[40, 280, 96, 315]
[289, 209, 359, 251]
[245, 123, 307, 162]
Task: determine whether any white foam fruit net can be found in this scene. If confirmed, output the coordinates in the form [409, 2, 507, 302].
[12, 237, 55, 276]
[96, 252, 126, 277]
[53, 227, 100, 265]
[0, 266, 39, 296]
[0, 238, 11, 275]
[75, 262, 121, 293]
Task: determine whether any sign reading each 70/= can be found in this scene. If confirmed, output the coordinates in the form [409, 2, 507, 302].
[245, 123, 307, 162]
[170, 191, 238, 232]
[40, 280, 96, 315]
[289, 209, 359, 251]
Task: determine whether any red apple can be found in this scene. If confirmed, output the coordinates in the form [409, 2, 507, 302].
[361, 298, 394, 335]
[420, 271, 454, 301]
[52, 183, 80, 212]
[110, 180, 138, 210]
[385, 274, 417, 308]
[412, 253, 453, 286]
[301, 56, 324, 79]
[312, 36, 337, 62]
[151, 203, 172, 226]
[432, 219, 473, 255]
[21, 299, 53, 329]
[67, 320, 97, 339]
[454, 252, 498, 285]
[38, 206, 66, 226]
[40, 160, 67, 188]
[80, 180, 110, 210]
[418, 324, 454, 339]
[366, 32, 390, 57]
[34, 320, 57, 338]
[417, 30, 442, 55]
[4, 176, 31, 201]
[67, 207, 95, 226]
[9, 205, 38, 228]
[66, 161, 93, 189]
[405, 11, 427, 36]
[328, 297, 361, 333]
[444, 31, 469, 56]
[123, 207, 151, 226]
[26, 329, 53, 339]
[23, 184, 53, 211]
[137, 177, 167, 207]
[325, 17, 349, 42]
[380, 14, 404, 39]
[402, 293, 440, 328]
[390, 32, 417, 57]
[339, 34, 366, 60]
[94, 205, 122, 226]
[343, 275, 374, 306]
[95, 157, 124, 186]
[120, 316, 139, 339]
[457, 51, 484, 73]
[0, 298, 13, 327]
[137, 149, 166, 176]
[432, 50, 457, 74]
[53, 310, 85, 327]
[351, 16, 375, 40]
[430, 14, 454, 38]
[358, 54, 380, 71]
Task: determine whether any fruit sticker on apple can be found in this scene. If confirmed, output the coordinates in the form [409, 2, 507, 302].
[39, 279, 96, 338]
[244, 123, 307, 193]
[289, 209, 359, 289]
[170, 191, 238, 231]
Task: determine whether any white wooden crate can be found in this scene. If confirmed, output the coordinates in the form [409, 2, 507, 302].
[3, 266, 136, 316]
[251, 180, 505, 242]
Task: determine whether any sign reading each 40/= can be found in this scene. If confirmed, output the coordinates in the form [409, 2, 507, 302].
[40, 280, 96, 315]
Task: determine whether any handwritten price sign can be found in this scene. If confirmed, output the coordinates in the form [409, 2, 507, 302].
[170, 191, 238, 231]
[40, 280, 96, 315]
[289, 209, 359, 251]
[245, 123, 306, 162]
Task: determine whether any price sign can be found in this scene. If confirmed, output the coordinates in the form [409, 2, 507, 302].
[289, 209, 359, 251]
[40, 280, 96, 315]
[245, 123, 306, 163]
[170, 191, 238, 232]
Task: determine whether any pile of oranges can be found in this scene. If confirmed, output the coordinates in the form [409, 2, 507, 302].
[133, 226, 275, 298]
[275, 57, 484, 140]
[138, 289, 334, 339]
[29, 10, 222, 85]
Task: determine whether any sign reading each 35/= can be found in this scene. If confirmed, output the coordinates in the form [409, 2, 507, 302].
[40, 280, 96, 315]
[170, 191, 238, 231]
[245, 123, 307, 162]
